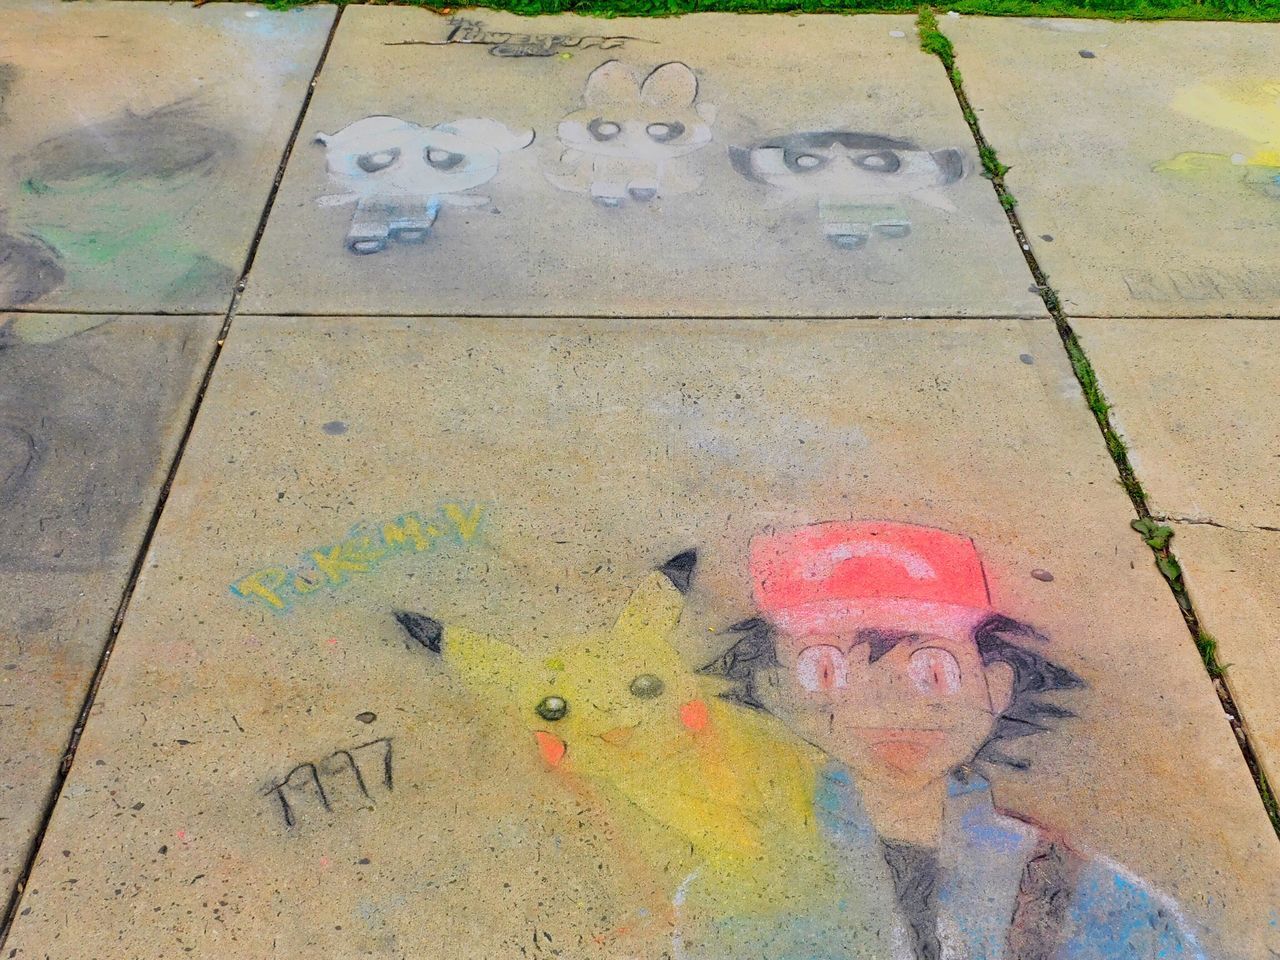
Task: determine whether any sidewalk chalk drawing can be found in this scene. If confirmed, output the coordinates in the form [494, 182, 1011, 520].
[264, 737, 394, 828]
[1153, 79, 1280, 200]
[314, 116, 534, 254]
[393, 550, 825, 922]
[231, 502, 486, 612]
[0, 317, 199, 573]
[386, 16, 657, 58]
[390, 520, 1208, 958]
[730, 132, 968, 249]
[1124, 266, 1280, 303]
[1, 96, 238, 305]
[546, 60, 716, 207]
[0, 63, 59, 306]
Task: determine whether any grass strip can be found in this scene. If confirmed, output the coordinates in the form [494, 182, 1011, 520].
[263, 0, 1280, 22]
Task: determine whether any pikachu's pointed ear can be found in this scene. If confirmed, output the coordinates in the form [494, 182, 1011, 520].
[395, 610, 443, 652]
[640, 62, 698, 110]
[584, 60, 639, 106]
[613, 550, 697, 643]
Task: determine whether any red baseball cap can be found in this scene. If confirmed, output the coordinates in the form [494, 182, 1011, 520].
[750, 520, 993, 634]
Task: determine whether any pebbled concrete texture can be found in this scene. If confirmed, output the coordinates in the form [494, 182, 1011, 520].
[0, 1, 335, 313]
[1073, 318, 1280, 529]
[2, 317, 1276, 959]
[0, 316, 220, 910]
[1175, 526, 1280, 800]
[939, 18, 1280, 317]
[242, 10, 1044, 318]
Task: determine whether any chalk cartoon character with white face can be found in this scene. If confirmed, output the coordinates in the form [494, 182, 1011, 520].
[730, 132, 967, 249]
[315, 116, 534, 254]
[547, 60, 716, 207]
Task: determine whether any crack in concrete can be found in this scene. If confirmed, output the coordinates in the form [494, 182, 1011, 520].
[1156, 515, 1280, 534]
[0, 7, 347, 949]
[915, 6, 1280, 836]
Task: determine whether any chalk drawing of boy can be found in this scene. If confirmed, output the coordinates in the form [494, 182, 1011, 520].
[698, 520, 1206, 960]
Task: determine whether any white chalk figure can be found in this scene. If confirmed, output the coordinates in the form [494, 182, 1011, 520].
[315, 116, 534, 254]
[730, 132, 968, 250]
[547, 60, 716, 207]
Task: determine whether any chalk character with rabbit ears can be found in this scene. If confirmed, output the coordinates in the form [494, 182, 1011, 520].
[547, 60, 717, 207]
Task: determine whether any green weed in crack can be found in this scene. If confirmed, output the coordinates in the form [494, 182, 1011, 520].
[916, 7, 956, 68]
[979, 144, 1009, 179]
[916, 10, 1021, 210]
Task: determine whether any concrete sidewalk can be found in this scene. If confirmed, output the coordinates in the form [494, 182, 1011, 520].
[1, 5, 1278, 959]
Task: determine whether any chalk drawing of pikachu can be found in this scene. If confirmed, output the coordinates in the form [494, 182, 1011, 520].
[546, 61, 716, 207]
[393, 551, 822, 902]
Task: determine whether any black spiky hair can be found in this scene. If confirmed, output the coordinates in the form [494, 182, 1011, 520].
[700, 613, 1085, 772]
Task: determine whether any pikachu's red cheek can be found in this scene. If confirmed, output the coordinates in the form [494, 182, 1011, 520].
[535, 731, 567, 766]
[679, 699, 710, 732]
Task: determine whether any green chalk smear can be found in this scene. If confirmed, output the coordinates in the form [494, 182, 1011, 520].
[13, 172, 237, 300]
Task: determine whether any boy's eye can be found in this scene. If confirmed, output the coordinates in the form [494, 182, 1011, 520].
[629, 674, 665, 699]
[588, 119, 622, 141]
[535, 696, 569, 721]
[646, 121, 685, 143]
[907, 648, 962, 696]
[356, 148, 401, 173]
[425, 148, 465, 170]
[797, 645, 847, 692]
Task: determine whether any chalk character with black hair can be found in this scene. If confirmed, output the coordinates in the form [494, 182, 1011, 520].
[696, 520, 1205, 960]
[729, 133, 966, 250]
[4, 99, 239, 306]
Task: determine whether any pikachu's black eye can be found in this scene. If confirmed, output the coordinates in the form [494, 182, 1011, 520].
[629, 674, 664, 699]
[536, 696, 568, 721]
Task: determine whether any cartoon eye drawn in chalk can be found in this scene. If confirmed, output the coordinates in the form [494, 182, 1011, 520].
[546, 60, 717, 207]
[729, 132, 968, 250]
[315, 116, 534, 255]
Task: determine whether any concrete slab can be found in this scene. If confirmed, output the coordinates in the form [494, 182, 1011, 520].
[242, 10, 1042, 318]
[4, 317, 1277, 959]
[940, 18, 1280, 317]
[0, 1, 334, 313]
[1074, 318, 1280, 529]
[1174, 526, 1280, 800]
[0, 316, 219, 907]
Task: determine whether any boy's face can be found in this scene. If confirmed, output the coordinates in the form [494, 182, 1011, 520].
[757, 602, 1013, 792]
